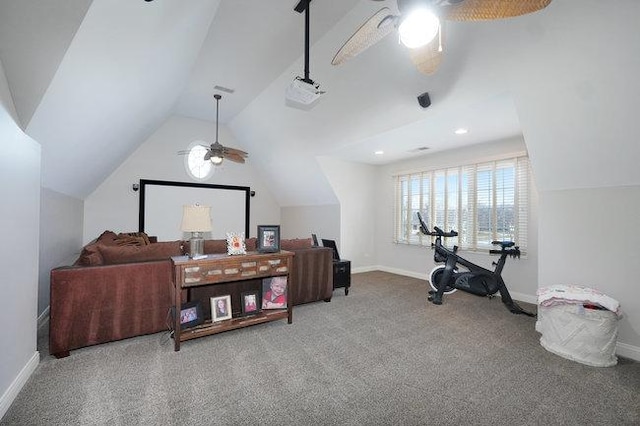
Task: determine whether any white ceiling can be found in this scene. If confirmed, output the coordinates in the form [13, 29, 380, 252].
[1, 0, 639, 204]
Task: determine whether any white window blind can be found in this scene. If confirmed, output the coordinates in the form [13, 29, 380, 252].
[394, 156, 530, 253]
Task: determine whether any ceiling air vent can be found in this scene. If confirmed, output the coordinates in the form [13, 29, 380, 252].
[408, 146, 430, 153]
[213, 85, 235, 94]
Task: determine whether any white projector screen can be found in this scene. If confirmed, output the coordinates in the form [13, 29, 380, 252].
[139, 180, 250, 241]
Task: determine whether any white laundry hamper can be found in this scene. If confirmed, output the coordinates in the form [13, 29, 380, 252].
[536, 285, 620, 367]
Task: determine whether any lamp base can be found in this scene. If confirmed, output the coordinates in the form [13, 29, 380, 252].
[189, 236, 204, 258]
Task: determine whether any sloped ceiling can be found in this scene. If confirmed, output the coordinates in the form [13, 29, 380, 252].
[0, 0, 638, 203]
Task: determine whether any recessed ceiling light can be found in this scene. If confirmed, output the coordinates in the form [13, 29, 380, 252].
[375, 150, 384, 155]
[454, 128, 468, 135]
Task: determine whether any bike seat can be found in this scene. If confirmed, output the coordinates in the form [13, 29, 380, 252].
[491, 240, 515, 249]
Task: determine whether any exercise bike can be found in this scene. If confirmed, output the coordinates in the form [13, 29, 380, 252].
[416, 212, 535, 316]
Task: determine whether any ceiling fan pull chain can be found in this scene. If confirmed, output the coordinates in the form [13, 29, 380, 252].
[438, 24, 443, 52]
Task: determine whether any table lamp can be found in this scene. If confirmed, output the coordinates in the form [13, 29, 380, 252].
[181, 204, 212, 258]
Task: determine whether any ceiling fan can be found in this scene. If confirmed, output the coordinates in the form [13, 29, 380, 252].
[332, 0, 552, 75]
[180, 94, 248, 165]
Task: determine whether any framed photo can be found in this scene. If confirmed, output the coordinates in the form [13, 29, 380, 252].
[179, 300, 203, 330]
[261, 276, 287, 309]
[241, 291, 260, 316]
[211, 295, 232, 322]
[257, 225, 280, 253]
[226, 232, 246, 255]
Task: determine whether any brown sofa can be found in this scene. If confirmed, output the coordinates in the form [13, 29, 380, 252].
[49, 231, 333, 358]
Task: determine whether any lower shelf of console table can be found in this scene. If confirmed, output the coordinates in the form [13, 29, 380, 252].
[171, 251, 294, 351]
[179, 309, 288, 342]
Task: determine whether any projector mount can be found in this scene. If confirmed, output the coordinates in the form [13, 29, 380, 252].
[287, 0, 325, 105]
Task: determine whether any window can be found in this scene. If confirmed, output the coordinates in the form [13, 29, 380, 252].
[184, 141, 213, 181]
[394, 156, 530, 253]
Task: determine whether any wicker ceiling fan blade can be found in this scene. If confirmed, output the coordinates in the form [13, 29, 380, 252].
[441, 0, 553, 21]
[224, 152, 246, 164]
[408, 36, 443, 75]
[223, 146, 249, 157]
[203, 150, 212, 161]
[331, 7, 397, 66]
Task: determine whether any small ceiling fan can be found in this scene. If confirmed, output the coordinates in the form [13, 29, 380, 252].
[180, 94, 248, 165]
[332, 0, 552, 75]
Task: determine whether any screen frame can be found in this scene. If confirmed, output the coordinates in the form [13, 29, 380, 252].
[138, 179, 251, 238]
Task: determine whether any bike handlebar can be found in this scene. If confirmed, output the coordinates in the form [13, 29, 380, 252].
[433, 226, 458, 237]
[416, 212, 457, 237]
[490, 247, 521, 258]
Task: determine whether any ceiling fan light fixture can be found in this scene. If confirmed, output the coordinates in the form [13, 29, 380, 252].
[398, 8, 439, 49]
[210, 155, 223, 165]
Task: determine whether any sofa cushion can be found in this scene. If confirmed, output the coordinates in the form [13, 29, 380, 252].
[98, 240, 184, 265]
[203, 237, 257, 254]
[281, 238, 313, 250]
[115, 235, 147, 246]
[203, 239, 227, 254]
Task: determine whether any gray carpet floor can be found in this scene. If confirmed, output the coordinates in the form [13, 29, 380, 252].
[2, 271, 639, 425]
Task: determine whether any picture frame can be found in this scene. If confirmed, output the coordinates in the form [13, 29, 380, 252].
[257, 225, 280, 253]
[226, 232, 246, 255]
[178, 300, 203, 330]
[241, 291, 260, 316]
[211, 295, 232, 322]
[261, 276, 288, 309]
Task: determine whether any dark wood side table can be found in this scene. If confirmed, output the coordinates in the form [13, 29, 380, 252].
[333, 259, 351, 295]
[171, 250, 294, 351]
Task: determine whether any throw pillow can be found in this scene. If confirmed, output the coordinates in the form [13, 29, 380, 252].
[76, 242, 104, 266]
[97, 230, 119, 245]
[98, 240, 184, 265]
[117, 231, 151, 245]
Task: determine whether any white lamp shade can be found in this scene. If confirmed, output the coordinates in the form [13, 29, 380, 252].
[181, 205, 212, 232]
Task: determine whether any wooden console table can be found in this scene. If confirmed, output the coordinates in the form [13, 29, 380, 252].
[171, 251, 294, 351]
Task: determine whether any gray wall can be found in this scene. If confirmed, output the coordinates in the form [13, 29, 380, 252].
[318, 157, 377, 269]
[538, 186, 640, 354]
[281, 204, 340, 242]
[38, 188, 84, 315]
[0, 59, 40, 419]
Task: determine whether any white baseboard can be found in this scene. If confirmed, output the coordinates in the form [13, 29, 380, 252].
[0, 351, 39, 421]
[367, 265, 427, 280]
[616, 342, 640, 362]
[351, 265, 380, 275]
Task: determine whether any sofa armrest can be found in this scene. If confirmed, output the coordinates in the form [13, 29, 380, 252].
[49, 260, 174, 357]
[289, 247, 333, 306]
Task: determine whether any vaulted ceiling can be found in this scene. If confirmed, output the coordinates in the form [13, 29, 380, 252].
[1, 0, 638, 205]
